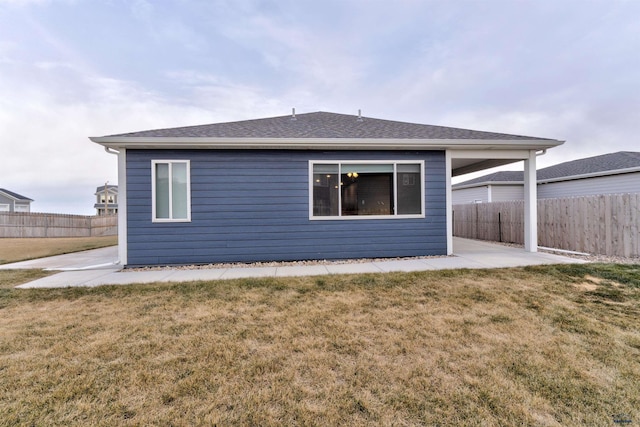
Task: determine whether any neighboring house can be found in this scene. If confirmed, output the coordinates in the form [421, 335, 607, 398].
[94, 185, 118, 215]
[0, 188, 33, 213]
[452, 151, 640, 204]
[90, 111, 562, 267]
[452, 171, 525, 204]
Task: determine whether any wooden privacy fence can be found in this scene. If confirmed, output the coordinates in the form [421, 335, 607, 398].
[0, 213, 117, 238]
[453, 193, 640, 258]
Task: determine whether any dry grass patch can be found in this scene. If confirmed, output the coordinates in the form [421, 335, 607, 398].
[0, 236, 117, 264]
[0, 264, 639, 426]
[0, 269, 53, 292]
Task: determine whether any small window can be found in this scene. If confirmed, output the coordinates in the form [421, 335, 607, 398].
[152, 160, 191, 222]
[310, 161, 424, 219]
[0, 204, 9, 212]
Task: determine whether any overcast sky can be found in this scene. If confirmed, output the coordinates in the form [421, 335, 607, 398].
[1, 0, 638, 214]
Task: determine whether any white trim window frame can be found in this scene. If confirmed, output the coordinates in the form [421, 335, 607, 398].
[151, 160, 191, 222]
[309, 160, 425, 220]
[0, 204, 9, 212]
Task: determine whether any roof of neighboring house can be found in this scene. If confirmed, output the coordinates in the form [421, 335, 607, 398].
[454, 171, 525, 187]
[0, 188, 33, 202]
[95, 185, 118, 194]
[453, 151, 640, 188]
[537, 151, 640, 180]
[103, 111, 556, 141]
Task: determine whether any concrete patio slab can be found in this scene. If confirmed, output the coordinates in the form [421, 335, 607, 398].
[372, 259, 437, 272]
[164, 268, 228, 282]
[325, 263, 383, 275]
[15, 269, 119, 289]
[219, 267, 278, 279]
[421, 256, 489, 270]
[11, 238, 587, 289]
[0, 246, 118, 271]
[276, 265, 331, 277]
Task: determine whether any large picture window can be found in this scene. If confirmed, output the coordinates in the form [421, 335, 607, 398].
[152, 160, 191, 222]
[310, 161, 424, 219]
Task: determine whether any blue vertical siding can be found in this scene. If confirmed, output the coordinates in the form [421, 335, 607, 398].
[126, 149, 446, 266]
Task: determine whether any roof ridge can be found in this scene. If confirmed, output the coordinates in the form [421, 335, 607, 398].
[101, 110, 558, 141]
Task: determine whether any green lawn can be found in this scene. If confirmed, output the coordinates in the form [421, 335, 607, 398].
[1, 263, 639, 426]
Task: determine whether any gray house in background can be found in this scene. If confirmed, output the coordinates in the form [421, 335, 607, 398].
[0, 188, 33, 213]
[90, 111, 562, 267]
[94, 185, 118, 215]
[452, 151, 640, 204]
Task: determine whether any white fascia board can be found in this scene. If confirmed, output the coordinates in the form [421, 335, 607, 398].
[90, 136, 563, 151]
[0, 191, 17, 201]
[447, 149, 550, 159]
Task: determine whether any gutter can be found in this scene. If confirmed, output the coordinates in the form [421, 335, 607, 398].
[90, 136, 564, 152]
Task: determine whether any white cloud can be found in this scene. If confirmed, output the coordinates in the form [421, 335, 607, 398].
[0, 66, 186, 213]
[0, 56, 300, 213]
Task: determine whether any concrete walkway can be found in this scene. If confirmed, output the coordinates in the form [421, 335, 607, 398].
[4, 238, 586, 289]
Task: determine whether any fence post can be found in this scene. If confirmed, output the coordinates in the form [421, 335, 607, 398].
[452, 210, 455, 236]
[475, 203, 479, 240]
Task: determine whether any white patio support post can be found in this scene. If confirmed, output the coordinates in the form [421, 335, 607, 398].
[445, 150, 453, 255]
[117, 148, 128, 265]
[523, 149, 537, 252]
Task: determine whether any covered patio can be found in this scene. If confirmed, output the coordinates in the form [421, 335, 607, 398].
[448, 149, 545, 254]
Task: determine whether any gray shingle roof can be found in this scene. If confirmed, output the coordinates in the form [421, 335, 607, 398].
[106, 111, 554, 141]
[454, 171, 526, 187]
[0, 188, 33, 201]
[538, 151, 640, 180]
[453, 151, 640, 187]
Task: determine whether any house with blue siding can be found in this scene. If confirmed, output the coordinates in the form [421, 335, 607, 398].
[90, 111, 563, 267]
